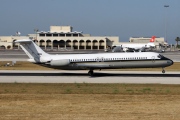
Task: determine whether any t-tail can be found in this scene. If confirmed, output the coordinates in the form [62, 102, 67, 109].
[15, 39, 51, 63]
[150, 36, 156, 42]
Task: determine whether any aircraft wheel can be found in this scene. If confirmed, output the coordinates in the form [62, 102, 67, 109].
[88, 70, 94, 76]
[162, 69, 165, 74]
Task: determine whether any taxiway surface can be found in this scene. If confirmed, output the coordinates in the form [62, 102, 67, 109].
[0, 70, 179, 84]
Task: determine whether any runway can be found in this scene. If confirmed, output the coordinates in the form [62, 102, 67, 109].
[0, 70, 180, 84]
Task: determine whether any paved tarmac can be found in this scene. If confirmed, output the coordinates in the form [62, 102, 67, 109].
[0, 70, 179, 84]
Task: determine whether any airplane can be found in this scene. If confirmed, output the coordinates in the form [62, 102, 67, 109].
[15, 39, 173, 76]
[112, 36, 156, 52]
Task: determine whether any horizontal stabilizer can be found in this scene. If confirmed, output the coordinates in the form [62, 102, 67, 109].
[15, 39, 32, 43]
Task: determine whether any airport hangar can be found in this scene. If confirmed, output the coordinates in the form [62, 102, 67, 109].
[0, 26, 166, 50]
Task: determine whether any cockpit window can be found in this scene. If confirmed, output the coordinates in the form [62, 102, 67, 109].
[157, 54, 164, 58]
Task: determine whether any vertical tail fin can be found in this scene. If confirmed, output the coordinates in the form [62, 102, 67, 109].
[150, 36, 156, 42]
[15, 39, 50, 63]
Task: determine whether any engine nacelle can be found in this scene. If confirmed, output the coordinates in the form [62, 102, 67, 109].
[50, 59, 70, 66]
[28, 59, 36, 63]
[40, 56, 51, 63]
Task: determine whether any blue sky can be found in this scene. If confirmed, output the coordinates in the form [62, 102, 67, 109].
[0, 0, 179, 44]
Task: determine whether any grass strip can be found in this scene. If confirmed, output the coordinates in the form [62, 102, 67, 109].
[0, 83, 180, 95]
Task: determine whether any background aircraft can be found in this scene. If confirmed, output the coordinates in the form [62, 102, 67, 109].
[112, 36, 156, 52]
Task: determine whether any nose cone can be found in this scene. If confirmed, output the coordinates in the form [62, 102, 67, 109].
[168, 59, 174, 66]
[163, 56, 174, 66]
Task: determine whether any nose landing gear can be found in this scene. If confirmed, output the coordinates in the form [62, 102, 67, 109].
[162, 67, 165, 73]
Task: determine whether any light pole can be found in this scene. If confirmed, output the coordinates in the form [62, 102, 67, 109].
[34, 29, 39, 40]
[164, 5, 169, 43]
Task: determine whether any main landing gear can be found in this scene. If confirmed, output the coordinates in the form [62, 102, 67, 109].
[88, 70, 94, 76]
[162, 67, 165, 74]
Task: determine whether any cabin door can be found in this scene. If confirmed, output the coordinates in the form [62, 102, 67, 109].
[151, 56, 155, 62]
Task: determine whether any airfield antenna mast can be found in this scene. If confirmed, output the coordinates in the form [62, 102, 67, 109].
[164, 5, 169, 43]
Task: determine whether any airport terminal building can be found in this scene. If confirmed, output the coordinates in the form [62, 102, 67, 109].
[0, 25, 167, 50]
[0, 26, 119, 50]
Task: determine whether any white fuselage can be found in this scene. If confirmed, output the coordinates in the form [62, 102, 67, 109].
[49, 52, 158, 61]
[37, 52, 173, 70]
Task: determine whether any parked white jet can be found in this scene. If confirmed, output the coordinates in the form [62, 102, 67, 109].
[112, 36, 156, 52]
[15, 39, 173, 76]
